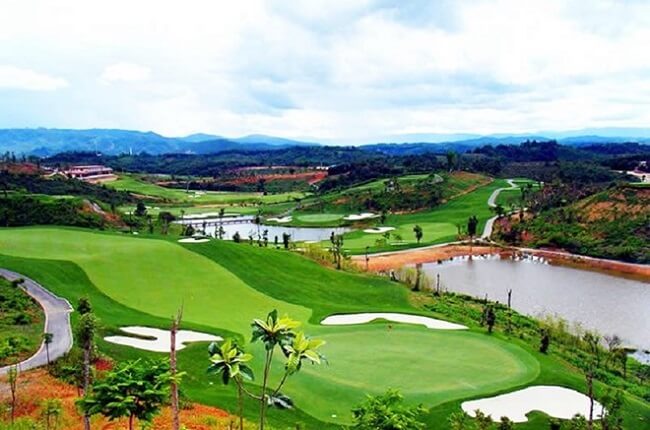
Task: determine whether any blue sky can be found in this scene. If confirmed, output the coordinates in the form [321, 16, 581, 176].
[1, 0, 649, 143]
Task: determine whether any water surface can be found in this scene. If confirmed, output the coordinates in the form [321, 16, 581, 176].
[421, 255, 650, 350]
[179, 217, 349, 242]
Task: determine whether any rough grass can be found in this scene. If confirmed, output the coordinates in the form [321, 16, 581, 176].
[0, 277, 44, 366]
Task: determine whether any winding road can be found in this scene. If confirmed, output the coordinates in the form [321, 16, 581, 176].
[481, 179, 518, 239]
[0, 269, 73, 375]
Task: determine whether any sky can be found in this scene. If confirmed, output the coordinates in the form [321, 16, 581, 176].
[1, 0, 650, 144]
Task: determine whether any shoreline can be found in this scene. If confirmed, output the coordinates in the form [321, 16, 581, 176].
[353, 244, 650, 282]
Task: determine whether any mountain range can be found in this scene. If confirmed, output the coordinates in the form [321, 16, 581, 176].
[1, 127, 649, 156]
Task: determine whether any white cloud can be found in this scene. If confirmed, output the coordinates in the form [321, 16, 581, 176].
[100, 63, 151, 83]
[0, 65, 67, 91]
[1, 0, 650, 140]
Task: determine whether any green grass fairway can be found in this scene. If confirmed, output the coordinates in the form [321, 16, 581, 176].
[342, 174, 433, 193]
[0, 227, 544, 427]
[339, 179, 508, 253]
[108, 174, 306, 204]
[295, 213, 344, 223]
[0, 228, 309, 334]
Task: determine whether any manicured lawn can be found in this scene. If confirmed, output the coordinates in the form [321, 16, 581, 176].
[0, 228, 309, 334]
[339, 179, 508, 253]
[108, 174, 306, 205]
[342, 174, 434, 193]
[295, 213, 344, 223]
[0, 227, 544, 427]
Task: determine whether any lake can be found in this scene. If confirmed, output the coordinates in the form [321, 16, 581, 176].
[420, 255, 650, 351]
[178, 216, 349, 243]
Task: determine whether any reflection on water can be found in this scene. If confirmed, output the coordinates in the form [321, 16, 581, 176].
[420, 255, 650, 350]
[179, 217, 349, 242]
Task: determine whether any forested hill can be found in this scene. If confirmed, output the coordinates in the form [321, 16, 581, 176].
[497, 185, 650, 264]
[0, 128, 316, 156]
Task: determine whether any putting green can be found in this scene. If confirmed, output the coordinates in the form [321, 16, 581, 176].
[0, 227, 539, 425]
[269, 324, 539, 423]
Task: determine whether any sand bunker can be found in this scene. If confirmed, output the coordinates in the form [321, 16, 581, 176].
[183, 212, 224, 219]
[344, 212, 377, 221]
[321, 313, 467, 330]
[178, 238, 210, 243]
[104, 326, 221, 352]
[462, 386, 604, 422]
[363, 226, 396, 234]
[266, 216, 292, 223]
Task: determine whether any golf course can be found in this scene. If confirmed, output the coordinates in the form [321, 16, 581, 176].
[1, 227, 647, 428]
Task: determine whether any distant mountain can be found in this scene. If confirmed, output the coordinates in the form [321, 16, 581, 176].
[379, 132, 481, 144]
[360, 133, 650, 155]
[181, 133, 222, 143]
[231, 134, 317, 147]
[0, 128, 179, 156]
[2, 127, 649, 157]
[0, 128, 317, 156]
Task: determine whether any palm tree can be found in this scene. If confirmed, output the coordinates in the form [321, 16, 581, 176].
[208, 339, 254, 430]
[43, 332, 54, 366]
[208, 311, 325, 430]
[251, 310, 300, 430]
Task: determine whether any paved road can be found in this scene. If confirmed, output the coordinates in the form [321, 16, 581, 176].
[0, 269, 73, 374]
[481, 179, 518, 239]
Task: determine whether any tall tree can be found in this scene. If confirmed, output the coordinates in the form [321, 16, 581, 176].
[583, 332, 602, 430]
[467, 215, 479, 253]
[158, 211, 175, 235]
[170, 307, 184, 430]
[77, 312, 97, 430]
[413, 225, 423, 243]
[8, 365, 18, 424]
[77, 297, 92, 315]
[43, 332, 54, 366]
[486, 305, 496, 334]
[330, 234, 345, 270]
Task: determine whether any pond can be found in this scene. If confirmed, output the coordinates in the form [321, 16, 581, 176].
[178, 216, 350, 243]
[420, 255, 650, 352]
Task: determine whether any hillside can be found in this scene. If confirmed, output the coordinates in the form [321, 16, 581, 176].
[0, 128, 317, 156]
[497, 186, 650, 263]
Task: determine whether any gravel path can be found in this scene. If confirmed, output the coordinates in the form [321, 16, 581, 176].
[0, 269, 73, 374]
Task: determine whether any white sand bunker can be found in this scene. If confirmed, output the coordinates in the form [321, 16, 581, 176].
[105, 326, 222, 352]
[178, 238, 210, 243]
[267, 216, 292, 223]
[363, 226, 395, 234]
[321, 313, 467, 330]
[344, 212, 377, 221]
[462, 386, 604, 423]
